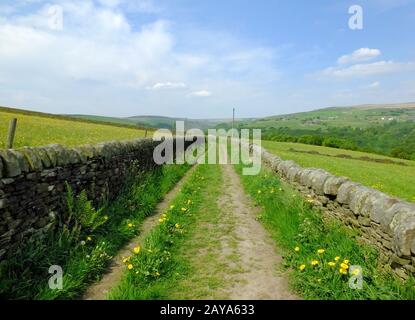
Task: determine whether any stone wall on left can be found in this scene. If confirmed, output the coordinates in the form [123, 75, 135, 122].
[0, 138, 174, 259]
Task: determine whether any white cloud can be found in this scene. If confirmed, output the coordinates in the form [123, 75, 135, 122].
[0, 9, 174, 86]
[320, 61, 415, 78]
[146, 82, 187, 90]
[188, 90, 212, 97]
[367, 81, 380, 88]
[337, 48, 381, 64]
[0, 1, 281, 117]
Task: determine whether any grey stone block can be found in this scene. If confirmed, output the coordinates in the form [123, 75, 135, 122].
[323, 176, 349, 196]
[287, 165, 302, 183]
[337, 181, 362, 205]
[361, 191, 399, 225]
[388, 203, 415, 256]
[8, 150, 30, 173]
[309, 170, 332, 195]
[20, 147, 43, 171]
[0, 150, 22, 177]
[43, 145, 58, 167]
[36, 148, 52, 168]
[349, 186, 373, 215]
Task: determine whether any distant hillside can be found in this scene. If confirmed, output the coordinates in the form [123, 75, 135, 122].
[348, 102, 415, 110]
[230, 102, 415, 131]
[71, 114, 233, 131]
[241, 103, 415, 161]
[70, 114, 141, 127]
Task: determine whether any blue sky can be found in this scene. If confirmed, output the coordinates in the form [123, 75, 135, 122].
[0, 0, 414, 118]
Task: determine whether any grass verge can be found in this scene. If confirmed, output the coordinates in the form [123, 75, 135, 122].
[109, 164, 226, 299]
[235, 164, 415, 300]
[0, 163, 189, 300]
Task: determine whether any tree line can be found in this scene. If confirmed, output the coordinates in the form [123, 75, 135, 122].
[259, 121, 415, 160]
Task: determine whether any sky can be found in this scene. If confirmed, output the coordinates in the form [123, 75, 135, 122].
[0, 0, 414, 118]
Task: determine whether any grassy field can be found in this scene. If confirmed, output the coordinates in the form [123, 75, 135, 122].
[262, 141, 415, 203]
[0, 108, 150, 149]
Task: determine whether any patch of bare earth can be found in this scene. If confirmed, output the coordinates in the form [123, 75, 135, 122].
[217, 161, 298, 300]
[83, 165, 197, 300]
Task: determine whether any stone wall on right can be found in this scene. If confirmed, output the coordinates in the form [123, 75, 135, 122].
[253, 144, 415, 280]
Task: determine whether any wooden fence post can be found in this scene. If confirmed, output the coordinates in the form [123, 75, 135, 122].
[6, 118, 17, 149]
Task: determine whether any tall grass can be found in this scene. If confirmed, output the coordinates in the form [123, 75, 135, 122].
[235, 164, 415, 300]
[109, 164, 219, 300]
[0, 163, 189, 300]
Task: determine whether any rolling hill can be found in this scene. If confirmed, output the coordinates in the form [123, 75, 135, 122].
[226, 102, 415, 161]
[231, 102, 415, 131]
[69, 102, 415, 132]
[71, 114, 232, 131]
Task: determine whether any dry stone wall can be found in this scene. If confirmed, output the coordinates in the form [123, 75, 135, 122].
[0, 138, 186, 259]
[253, 144, 415, 279]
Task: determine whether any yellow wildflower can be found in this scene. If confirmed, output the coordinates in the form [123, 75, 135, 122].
[181, 207, 187, 212]
[317, 249, 325, 254]
[127, 264, 133, 270]
[175, 223, 181, 229]
[187, 199, 192, 205]
[311, 260, 319, 266]
[343, 259, 350, 264]
[170, 205, 175, 209]
[128, 223, 133, 228]
[340, 263, 349, 269]
[328, 262, 336, 267]
[133, 246, 141, 254]
[334, 256, 340, 261]
[299, 264, 306, 271]
[339, 268, 348, 275]
[155, 272, 160, 277]
[86, 236, 92, 241]
[294, 246, 300, 252]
